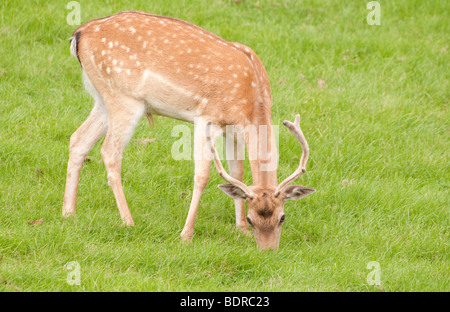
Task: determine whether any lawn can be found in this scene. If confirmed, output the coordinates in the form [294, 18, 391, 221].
[0, 0, 448, 291]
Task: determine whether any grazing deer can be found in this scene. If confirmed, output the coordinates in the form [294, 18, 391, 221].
[63, 11, 315, 250]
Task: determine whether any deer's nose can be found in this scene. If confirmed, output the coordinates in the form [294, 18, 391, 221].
[257, 242, 279, 252]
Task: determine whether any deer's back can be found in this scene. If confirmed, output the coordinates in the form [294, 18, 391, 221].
[73, 11, 268, 125]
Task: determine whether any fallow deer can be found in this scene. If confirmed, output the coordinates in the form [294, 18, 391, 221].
[63, 11, 315, 250]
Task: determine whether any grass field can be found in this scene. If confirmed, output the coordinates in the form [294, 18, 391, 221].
[0, 0, 448, 292]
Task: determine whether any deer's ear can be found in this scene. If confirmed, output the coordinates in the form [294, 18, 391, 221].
[218, 184, 247, 199]
[282, 185, 315, 200]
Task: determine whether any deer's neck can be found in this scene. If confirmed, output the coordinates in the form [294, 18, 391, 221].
[246, 110, 278, 188]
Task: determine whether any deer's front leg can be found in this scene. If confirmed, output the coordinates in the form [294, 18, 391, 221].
[180, 157, 211, 241]
[227, 159, 250, 236]
[226, 139, 251, 237]
[180, 119, 220, 242]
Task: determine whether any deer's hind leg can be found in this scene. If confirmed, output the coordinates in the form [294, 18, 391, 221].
[62, 83, 108, 217]
[100, 95, 146, 226]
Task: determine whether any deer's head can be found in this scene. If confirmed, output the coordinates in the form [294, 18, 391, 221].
[207, 115, 315, 250]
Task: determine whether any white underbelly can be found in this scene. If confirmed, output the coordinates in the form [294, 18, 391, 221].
[145, 97, 198, 123]
[138, 69, 205, 123]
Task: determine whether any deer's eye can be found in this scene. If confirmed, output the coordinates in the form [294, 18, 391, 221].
[279, 214, 286, 225]
[246, 216, 253, 227]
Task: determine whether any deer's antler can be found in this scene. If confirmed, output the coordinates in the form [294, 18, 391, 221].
[274, 115, 310, 197]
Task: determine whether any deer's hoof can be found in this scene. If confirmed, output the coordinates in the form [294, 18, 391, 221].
[122, 216, 135, 226]
[62, 209, 75, 218]
[180, 229, 194, 243]
[237, 225, 252, 238]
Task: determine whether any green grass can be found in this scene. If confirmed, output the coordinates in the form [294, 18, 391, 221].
[0, 0, 448, 291]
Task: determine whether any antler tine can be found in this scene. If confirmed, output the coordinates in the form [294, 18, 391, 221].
[274, 114, 310, 197]
[205, 121, 255, 199]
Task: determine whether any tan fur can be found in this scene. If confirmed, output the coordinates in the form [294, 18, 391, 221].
[63, 11, 314, 250]
[75, 11, 268, 126]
